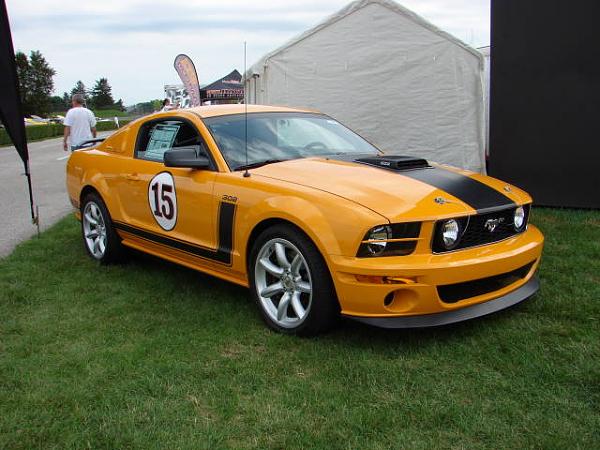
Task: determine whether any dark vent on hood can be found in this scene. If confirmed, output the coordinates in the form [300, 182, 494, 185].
[355, 155, 430, 171]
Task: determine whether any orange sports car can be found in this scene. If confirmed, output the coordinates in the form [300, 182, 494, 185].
[66, 105, 544, 335]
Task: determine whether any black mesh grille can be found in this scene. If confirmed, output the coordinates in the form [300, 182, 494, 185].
[437, 261, 534, 303]
[432, 205, 530, 253]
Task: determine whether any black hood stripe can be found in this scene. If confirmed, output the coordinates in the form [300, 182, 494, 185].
[400, 167, 515, 212]
[338, 154, 515, 212]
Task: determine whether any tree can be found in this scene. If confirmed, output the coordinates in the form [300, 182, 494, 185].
[49, 96, 65, 112]
[151, 99, 162, 111]
[27, 51, 56, 115]
[14, 50, 56, 116]
[128, 100, 160, 115]
[90, 78, 115, 109]
[115, 98, 125, 112]
[15, 52, 31, 108]
[62, 92, 71, 108]
[70, 80, 88, 104]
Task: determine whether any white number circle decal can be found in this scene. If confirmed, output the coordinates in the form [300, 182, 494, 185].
[148, 172, 177, 231]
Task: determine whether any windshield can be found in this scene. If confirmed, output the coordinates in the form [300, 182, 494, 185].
[202, 112, 380, 170]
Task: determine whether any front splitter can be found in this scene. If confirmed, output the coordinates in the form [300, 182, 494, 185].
[344, 276, 540, 329]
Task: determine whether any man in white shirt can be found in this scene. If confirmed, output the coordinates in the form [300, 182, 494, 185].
[63, 94, 97, 151]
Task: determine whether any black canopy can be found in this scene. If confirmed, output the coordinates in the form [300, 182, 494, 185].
[202, 69, 243, 91]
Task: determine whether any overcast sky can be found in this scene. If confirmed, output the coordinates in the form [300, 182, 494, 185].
[6, 0, 490, 105]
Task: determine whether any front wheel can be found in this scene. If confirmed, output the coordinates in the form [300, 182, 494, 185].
[249, 225, 338, 336]
[81, 192, 123, 264]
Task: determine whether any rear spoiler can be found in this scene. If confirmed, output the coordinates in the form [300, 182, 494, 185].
[74, 138, 105, 150]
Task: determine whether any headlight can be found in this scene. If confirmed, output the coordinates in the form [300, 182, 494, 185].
[441, 219, 460, 249]
[514, 206, 525, 231]
[366, 225, 391, 256]
[357, 223, 421, 257]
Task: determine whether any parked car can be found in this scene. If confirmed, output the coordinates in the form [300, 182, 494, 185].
[66, 105, 544, 335]
[48, 115, 64, 124]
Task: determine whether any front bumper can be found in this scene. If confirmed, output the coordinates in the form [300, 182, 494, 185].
[327, 224, 544, 321]
[344, 276, 539, 328]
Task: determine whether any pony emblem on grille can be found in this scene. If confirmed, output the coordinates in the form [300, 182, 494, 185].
[484, 217, 505, 232]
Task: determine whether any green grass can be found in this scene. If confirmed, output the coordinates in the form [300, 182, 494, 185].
[1, 208, 598, 449]
[92, 109, 130, 118]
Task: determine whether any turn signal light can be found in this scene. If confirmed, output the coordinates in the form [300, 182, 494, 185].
[355, 275, 416, 284]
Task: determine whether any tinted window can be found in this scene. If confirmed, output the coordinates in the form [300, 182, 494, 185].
[203, 113, 379, 170]
[137, 119, 207, 162]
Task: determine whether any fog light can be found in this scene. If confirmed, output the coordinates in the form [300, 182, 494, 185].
[441, 219, 460, 249]
[514, 206, 526, 231]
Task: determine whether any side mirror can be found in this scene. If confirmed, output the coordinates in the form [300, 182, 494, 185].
[164, 146, 211, 169]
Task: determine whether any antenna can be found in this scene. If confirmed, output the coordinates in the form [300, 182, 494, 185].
[243, 41, 250, 178]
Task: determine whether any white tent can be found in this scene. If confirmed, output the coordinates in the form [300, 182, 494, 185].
[478, 46, 491, 158]
[245, 0, 486, 173]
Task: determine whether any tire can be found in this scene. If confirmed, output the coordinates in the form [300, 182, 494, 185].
[80, 192, 123, 264]
[249, 224, 339, 336]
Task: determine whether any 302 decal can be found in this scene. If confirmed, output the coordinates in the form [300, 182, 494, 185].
[148, 172, 177, 231]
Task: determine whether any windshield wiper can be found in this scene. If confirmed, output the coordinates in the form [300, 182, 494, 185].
[235, 159, 285, 171]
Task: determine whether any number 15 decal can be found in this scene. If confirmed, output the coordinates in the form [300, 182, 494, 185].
[148, 172, 177, 231]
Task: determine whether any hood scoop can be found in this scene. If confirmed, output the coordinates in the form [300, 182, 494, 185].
[355, 155, 430, 172]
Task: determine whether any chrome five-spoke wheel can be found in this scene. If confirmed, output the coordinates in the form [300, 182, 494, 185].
[83, 201, 107, 259]
[254, 238, 313, 329]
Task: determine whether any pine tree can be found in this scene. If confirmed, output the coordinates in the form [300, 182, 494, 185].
[14, 52, 31, 110]
[27, 51, 56, 115]
[90, 78, 115, 109]
[70, 80, 88, 104]
[49, 96, 65, 112]
[115, 98, 125, 111]
[14, 51, 56, 116]
[62, 92, 71, 108]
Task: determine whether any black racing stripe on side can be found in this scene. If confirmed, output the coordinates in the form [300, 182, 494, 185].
[400, 167, 515, 212]
[114, 201, 236, 265]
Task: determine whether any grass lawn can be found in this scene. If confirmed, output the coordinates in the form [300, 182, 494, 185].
[49, 109, 130, 118]
[1, 208, 598, 449]
[92, 109, 130, 119]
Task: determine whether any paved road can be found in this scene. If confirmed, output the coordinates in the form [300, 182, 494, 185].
[0, 132, 112, 257]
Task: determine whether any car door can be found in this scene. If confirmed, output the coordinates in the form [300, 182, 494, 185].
[116, 117, 218, 254]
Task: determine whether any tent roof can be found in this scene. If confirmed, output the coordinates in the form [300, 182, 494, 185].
[245, 0, 483, 80]
[202, 69, 243, 91]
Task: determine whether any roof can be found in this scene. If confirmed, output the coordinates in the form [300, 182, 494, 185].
[201, 69, 243, 91]
[155, 104, 316, 119]
[245, 0, 483, 79]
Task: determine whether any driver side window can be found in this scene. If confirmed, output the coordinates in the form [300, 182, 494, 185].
[136, 119, 209, 163]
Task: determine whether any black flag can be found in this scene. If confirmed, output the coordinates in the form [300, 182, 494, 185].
[0, 0, 36, 221]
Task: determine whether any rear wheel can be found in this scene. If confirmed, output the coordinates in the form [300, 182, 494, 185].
[81, 192, 123, 264]
[249, 225, 338, 336]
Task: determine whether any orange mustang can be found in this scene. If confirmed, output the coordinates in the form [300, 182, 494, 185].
[66, 105, 544, 335]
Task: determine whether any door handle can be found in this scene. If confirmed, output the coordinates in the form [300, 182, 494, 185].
[125, 174, 141, 182]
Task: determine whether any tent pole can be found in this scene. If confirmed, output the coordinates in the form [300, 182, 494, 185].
[24, 160, 37, 225]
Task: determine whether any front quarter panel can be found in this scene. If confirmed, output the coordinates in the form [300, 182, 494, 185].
[211, 172, 389, 279]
